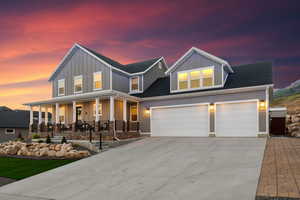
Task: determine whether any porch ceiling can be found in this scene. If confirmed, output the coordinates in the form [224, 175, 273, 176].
[24, 90, 140, 106]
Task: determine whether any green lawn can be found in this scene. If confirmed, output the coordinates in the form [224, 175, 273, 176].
[0, 157, 76, 180]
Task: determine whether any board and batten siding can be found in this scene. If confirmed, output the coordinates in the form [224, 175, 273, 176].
[139, 89, 267, 133]
[170, 51, 223, 91]
[52, 47, 111, 97]
[112, 70, 130, 93]
[143, 61, 167, 91]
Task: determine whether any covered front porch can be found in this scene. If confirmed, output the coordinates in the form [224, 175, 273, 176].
[26, 90, 141, 140]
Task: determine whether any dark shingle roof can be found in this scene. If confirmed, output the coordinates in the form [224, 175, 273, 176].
[134, 62, 273, 98]
[0, 110, 29, 128]
[80, 45, 160, 74]
[124, 58, 161, 73]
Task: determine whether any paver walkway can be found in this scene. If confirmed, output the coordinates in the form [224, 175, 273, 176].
[256, 137, 300, 200]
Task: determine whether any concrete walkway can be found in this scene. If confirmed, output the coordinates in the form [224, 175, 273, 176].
[0, 137, 266, 200]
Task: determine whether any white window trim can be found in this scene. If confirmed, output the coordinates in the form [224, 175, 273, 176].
[74, 75, 83, 94]
[130, 104, 138, 122]
[58, 79, 65, 96]
[93, 71, 103, 91]
[177, 66, 215, 91]
[93, 103, 103, 117]
[5, 128, 15, 134]
[130, 76, 140, 93]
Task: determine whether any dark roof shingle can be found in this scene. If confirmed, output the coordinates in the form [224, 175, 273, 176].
[134, 62, 273, 98]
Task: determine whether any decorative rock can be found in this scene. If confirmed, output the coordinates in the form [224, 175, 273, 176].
[48, 150, 56, 157]
[54, 144, 61, 151]
[55, 150, 65, 157]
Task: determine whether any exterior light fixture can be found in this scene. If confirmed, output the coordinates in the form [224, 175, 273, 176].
[145, 108, 150, 114]
[259, 100, 266, 110]
[209, 103, 214, 111]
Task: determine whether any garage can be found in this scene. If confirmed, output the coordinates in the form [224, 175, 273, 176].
[151, 104, 209, 137]
[215, 101, 258, 137]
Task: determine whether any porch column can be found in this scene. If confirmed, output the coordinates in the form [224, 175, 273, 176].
[45, 106, 48, 125]
[123, 99, 127, 122]
[55, 103, 59, 124]
[72, 101, 76, 132]
[29, 106, 33, 133]
[109, 96, 115, 121]
[95, 98, 100, 122]
[38, 105, 42, 133]
[55, 103, 59, 132]
[109, 96, 115, 136]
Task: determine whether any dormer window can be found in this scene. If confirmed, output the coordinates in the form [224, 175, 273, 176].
[130, 77, 139, 92]
[93, 71, 102, 90]
[58, 79, 65, 96]
[74, 75, 83, 93]
[177, 67, 214, 91]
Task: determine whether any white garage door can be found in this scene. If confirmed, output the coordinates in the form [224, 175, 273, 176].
[151, 104, 208, 137]
[215, 101, 258, 137]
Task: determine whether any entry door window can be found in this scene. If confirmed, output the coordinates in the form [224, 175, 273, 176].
[130, 105, 138, 121]
[59, 106, 65, 123]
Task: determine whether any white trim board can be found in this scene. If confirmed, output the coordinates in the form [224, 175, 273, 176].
[165, 47, 233, 74]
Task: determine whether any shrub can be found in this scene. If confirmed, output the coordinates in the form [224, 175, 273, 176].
[32, 134, 40, 139]
[16, 132, 24, 142]
[38, 140, 43, 143]
[46, 135, 51, 144]
[61, 136, 67, 144]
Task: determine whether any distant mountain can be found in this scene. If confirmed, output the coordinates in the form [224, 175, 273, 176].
[274, 79, 300, 98]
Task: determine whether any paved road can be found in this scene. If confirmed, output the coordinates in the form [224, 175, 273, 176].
[0, 137, 266, 200]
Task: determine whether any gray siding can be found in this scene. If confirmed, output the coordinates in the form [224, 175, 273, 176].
[170, 51, 223, 91]
[143, 61, 167, 91]
[52, 47, 111, 97]
[112, 70, 130, 93]
[139, 89, 267, 133]
[0, 128, 28, 143]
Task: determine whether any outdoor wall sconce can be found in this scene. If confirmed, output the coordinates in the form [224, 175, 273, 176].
[145, 108, 150, 114]
[209, 103, 214, 112]
[259, 100, 266, 110]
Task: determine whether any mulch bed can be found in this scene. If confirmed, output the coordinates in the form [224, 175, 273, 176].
[256, 137, 300, 200]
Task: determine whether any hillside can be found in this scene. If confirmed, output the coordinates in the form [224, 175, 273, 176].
[274, 79, 300, 98]
[271, 93, 300, 114]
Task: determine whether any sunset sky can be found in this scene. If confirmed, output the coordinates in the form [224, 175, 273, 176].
[0, 0, 299, 109]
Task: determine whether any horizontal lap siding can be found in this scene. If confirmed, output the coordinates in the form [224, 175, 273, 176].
[140, 89, 266, 133]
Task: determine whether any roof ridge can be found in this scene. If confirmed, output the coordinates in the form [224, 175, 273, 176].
[125, 57, 162, 66]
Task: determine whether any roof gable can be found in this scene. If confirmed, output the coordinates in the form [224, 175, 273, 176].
[49, 43, 166, 81]
[165, 47, 233, 74]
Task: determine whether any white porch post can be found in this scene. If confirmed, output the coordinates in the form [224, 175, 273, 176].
[136, 102, 139, 121]
[45, 106, 48, 125]
[110, 96, 115, 121]
[29, 106, 33, 125]
[72, 101, 76, 123]
[38, 105, 42, 125]
[55, 103, 59, 124]
[95, 98, 100, 122]
[123, 99, 127, 122]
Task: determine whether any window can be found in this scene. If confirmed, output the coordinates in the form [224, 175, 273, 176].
[93, 103, 103, 117]
[130, 105, 138, 121]
[5, 128, 15, 134]
[59, 106, 65, 123]
[93, 71, 102, 90]
[130, 77, 139, 92]
[202, 68, 213, 87]
[178, 72, 188, 90]
[74, 75, 83, 93]
[177, 67, 214, 90]
[58, 79, 65, 96]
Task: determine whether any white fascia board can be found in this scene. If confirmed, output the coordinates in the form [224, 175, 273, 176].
[24, 89, 141, 106]
[140, 84, 274, 102]
[165, 47, 233, 75]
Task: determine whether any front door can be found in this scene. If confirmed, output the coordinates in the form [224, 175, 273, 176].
[76, 106, 82, 122]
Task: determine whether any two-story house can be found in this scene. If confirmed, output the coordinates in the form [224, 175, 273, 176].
[25, 43, 273, 138]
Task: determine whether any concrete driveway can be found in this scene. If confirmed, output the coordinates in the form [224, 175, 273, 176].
[0, 137, 266, 200]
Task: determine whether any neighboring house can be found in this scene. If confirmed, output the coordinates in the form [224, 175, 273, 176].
[0, 108, 51, 142]
[25, 44, 273, 137]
